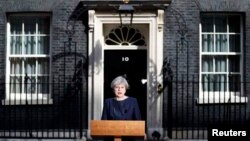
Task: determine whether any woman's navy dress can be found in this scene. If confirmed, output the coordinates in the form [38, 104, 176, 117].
[101, 97, 142, 141]
[101, 97, 141, 120]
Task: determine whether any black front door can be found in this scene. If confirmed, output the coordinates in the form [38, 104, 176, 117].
[104, 50, 147, 120]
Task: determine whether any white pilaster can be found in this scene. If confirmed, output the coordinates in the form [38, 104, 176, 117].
[87, 9, 95, 139]
[147, 9, 165, 139]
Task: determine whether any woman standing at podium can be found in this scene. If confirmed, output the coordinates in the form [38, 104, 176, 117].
[101, 75, 141, 120]
[101, 76, 143, 141]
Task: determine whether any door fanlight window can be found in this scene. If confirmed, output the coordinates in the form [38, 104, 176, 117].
[105, 25, 146, 46]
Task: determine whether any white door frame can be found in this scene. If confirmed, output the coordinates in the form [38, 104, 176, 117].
[87, 9, 164, 139]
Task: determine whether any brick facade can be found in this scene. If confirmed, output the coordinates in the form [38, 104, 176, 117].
[0, 0, 249, 139]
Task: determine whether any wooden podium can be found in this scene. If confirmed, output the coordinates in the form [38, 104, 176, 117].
[91, 120, 145, 141]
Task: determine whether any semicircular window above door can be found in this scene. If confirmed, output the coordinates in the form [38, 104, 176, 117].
[104, 26, 146, 46]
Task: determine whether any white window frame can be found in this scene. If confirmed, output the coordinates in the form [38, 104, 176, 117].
[3, 13, 53, 105]
[198, 13, 248, 104]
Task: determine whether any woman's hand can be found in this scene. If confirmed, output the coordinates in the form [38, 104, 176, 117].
[144, 133, 147, 141]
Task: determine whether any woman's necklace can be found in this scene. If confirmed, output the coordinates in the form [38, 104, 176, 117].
[116, 96, 128, 101]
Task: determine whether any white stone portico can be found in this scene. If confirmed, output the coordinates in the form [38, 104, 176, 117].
[87, 8, 165, 139]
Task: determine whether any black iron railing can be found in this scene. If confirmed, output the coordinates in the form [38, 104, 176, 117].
[165, 74, 249, 139]
[0, 76, 86, 139]
[0, 74, 248, 139]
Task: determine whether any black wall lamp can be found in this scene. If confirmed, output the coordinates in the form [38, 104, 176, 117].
[118, 0, 134, 27]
